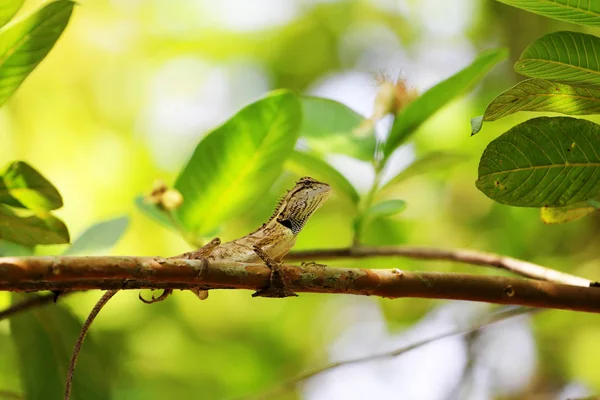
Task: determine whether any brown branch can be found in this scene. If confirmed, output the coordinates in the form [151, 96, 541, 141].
[1, 256, 600, 313]
[0, 246, 590, 318]
[287, 246, 592, 287]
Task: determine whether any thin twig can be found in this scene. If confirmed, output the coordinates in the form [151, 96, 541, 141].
[287, 246, 592, 287]
[64, 290, 117, 400]
[241, 306, 537, 400]
[0, 291, 75, 320]
[0, 256, 600, 313]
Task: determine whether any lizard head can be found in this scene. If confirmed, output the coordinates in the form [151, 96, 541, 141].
[274, 176, 331, 235]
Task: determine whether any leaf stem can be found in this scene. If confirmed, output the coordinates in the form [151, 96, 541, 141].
[353, 172, 383, 246]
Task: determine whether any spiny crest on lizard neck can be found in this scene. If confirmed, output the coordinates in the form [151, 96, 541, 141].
[268, 176, 331, 234]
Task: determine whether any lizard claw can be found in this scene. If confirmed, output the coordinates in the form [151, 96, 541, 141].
[138, 289, 173, 304]
[300, 261, 327, 270]
[251, 245, 298, 298]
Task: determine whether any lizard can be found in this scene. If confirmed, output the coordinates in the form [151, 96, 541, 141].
[64, 176, 331, 400]
[143, 175, 332, 301]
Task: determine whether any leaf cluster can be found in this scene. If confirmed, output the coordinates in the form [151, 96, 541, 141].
[473, 0, 600, 224]
[0, 0, 75, 249]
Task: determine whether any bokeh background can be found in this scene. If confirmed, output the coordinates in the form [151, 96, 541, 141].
[1, 0, 600, 399]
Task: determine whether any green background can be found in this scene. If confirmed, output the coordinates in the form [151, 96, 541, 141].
[1, 0, 600, 399]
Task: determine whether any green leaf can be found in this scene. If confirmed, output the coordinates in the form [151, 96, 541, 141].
[364, 200, 406, 220]
[286, 150, 360, 207]
[383, 48, 508, 158]
[477, 117, 600, 207]
[471, 115, 484, 135]
[473, 79, 600, 134]
[497, 0, 600, 27]
[0, 0, 74, 106]
[63, 216, 129, 256]
[0, 204, 69, 246]
[540, 200, 600, 224]
[134, 196, 178, 231]
[0, 0, 24, 28]
[0, 161, 63, 210]
[356, 199, 406, 242]
[174, 90, 301, 237]
[300, 96, 376, 161]
[379, 152, 468, 193]
[0, 238, 33, 256]
[10, 293, 112, 400]
[515, 31, 600, 88]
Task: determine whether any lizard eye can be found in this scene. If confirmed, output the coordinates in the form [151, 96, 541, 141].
[278, 219, 293, 231]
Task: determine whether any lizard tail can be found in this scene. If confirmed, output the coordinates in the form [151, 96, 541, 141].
[65, 290, 118, 400]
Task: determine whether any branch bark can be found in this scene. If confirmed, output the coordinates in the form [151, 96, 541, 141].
[1, 256, 600, 313]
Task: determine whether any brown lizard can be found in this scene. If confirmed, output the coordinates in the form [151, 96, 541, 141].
[144, 175, 332, 300]
[65, 176, 331, 400]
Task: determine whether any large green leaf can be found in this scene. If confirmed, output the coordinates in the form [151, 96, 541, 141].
[0, 0, 24, 28]
[174, 90, 301, 237]
[540, 200, 600, 224]
[63, 216, 129, 256]
[477, 117, 600, 207]
[300, 96, 376, 161]
[383, 48, 508, 158]
[10, 293, 112, 400]
[497, 0, 600, 27]
[515, 31, 600, 88]
[0, 161, 63, 210]
[473, 79, 600, 134]
[379, 152, 467, 194]
[286, 150, 360, 207]
[0, 204, 69, 246]
[0, 0, 74, 106]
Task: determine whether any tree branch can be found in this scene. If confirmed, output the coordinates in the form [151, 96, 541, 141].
[287, 246, 592, 287]
[1, 256, 600, 313]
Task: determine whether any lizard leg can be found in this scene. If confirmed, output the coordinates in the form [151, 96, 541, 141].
[251, 246, 298, 298]
[179, 237, 221, 259]
[139, 238, 222, 304]
[139, 289, 172, 304]
[180, 237, 222, 301]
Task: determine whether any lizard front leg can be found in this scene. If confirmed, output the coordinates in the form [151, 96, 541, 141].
[139, 237, 221, 304]
[251, 246, 298, 298]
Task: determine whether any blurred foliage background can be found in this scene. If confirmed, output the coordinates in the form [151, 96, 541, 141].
[2, 0, 600, 399]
